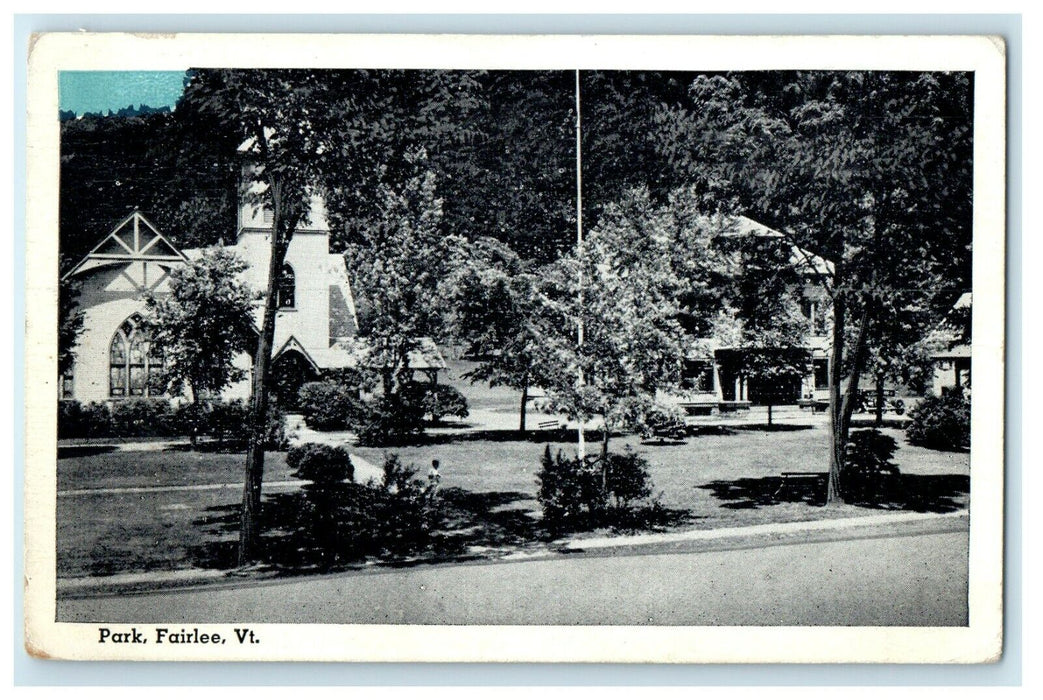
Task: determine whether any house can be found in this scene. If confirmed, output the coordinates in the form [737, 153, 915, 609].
[60, 187, 445, 407]
[667, 216, 834, 415]
[929, 292, 971, 394]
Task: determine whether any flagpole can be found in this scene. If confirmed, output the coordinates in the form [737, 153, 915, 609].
[574, 69, 585, 460]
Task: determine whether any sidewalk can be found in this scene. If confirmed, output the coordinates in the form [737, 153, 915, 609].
[57, 507, 968, 598]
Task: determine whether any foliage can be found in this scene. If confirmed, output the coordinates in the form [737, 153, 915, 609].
[658, 71, 973, 502]
[638, 404, 689, 442]
[842, 429, 901, 502]
[297, 381, 368, 432]
[906, 389, 971, 451]
[398, 381, 469, 423]
[844, 430, 900, 477]
[345, 149, 464, 403]
[107, 399, 179, 438]
[202, 399, 288, 450]
[144, 248, 259, 403]
[56, 398, 287, 447]
[541, 188, 691, 456]
[354, 397, 426, 447]
[536, 446, 606, 532]
[536, 444, 657, 532]
[58, 268, 85, 377]
[602, 447, 654, 509]
[58, 401, 115, 439]
[287, 443, 355, 484]
[288, 453, 436, 567]
[448, 237, 562, 431]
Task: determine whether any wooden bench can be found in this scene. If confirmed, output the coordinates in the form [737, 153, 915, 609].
[774, 471, 825, 498]
[537, 419, 561, 430]
[797, 399, 829, 413]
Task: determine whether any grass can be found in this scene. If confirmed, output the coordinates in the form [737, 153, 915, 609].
[56, 419, 969, 580]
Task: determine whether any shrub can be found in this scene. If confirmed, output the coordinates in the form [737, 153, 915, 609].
[298, 381, 368, 432]
[399, 382, 470, 423]
[108, 398, 178, 437]
[58, 400, 113, 439]
[603, 447, 654, 509]
[287, 442, 354, 484]
[844, 430, 899, 477]
[536, 446, 606, 532]
[843, 429, 901, 502]
[638, 404, 688, 442]
[906, 389, 971, 451]
[288, 452, 435, 565]
[354, 397, 425, 446]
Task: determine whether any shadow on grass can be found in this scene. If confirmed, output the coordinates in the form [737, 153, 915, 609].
[57, 445, 118, 459]
[187, 484, 699, 575]
[187, 487, 547, 575]
[699, 473, 969, 513]
[729, 423, 815, 433]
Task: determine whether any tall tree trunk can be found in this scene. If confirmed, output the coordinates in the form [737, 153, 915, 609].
[600, 414, 611, 491]
[874, 373, 886, 427]
[238, 184, 290, 567]
[519, 384, 528, 434]
[826, 293, 847, 505]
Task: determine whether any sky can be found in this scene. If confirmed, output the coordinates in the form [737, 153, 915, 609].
[58, 71, 187, 116]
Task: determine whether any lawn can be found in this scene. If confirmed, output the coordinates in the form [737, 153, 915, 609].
[56, 420, 969, 580]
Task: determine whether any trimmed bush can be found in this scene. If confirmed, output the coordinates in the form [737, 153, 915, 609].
[638, 404, 688, 442]
[108, 398, 178, 438]
[603, 447, 654, 509]
[354, 397, 425, 447]
[906, 389, 971, 451]
[399, 382, 469, 423]
[286, 452, 436, 566]
[843, 429, 901, 502]
[298, 381, 368, 432]
[536, 446, 606, 532]
[537, 444, 660, 533]
[845, 430, 900, 477]
[58, 400, 113, 439]
[287, 442, 354, 484]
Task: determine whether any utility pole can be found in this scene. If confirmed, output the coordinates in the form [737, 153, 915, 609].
[574, 69, 586, 460]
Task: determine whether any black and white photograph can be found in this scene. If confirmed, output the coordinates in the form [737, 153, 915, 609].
[23, 33, 1006, 663]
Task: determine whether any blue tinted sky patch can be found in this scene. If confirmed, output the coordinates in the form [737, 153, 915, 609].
[59, 71, 187, 116]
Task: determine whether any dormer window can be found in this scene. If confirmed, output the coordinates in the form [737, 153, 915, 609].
[276, 264, 296, 309]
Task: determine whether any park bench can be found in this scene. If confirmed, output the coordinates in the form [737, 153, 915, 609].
[797, 398, 829, 412]
[773, 471, 825, 499]
[537, 419, 562, 430]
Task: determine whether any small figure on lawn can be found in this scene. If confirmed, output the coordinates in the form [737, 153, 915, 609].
[427, 459, 441, 496]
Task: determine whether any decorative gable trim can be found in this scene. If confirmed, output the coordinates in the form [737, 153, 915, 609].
[63, 211, 187, 281]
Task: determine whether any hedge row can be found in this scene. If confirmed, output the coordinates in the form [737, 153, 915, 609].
[58, 398, 287, 448]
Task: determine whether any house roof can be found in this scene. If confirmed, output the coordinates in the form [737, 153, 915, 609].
[63, 210, 187, 281]
[717, 215, 835, 277]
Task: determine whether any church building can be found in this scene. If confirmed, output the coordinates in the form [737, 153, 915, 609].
[60, 189, 368, 406]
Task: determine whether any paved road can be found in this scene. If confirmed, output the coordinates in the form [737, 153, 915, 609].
[59, 529, 968, 626]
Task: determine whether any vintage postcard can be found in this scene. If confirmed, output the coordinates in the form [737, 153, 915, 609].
[23, 33, 1005, 663]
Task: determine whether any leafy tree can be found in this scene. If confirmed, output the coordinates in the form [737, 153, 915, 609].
[658, 71, 972, 503]
[345, 149, 464, 401]
[543, 188, 688, 464]
[144, 248, 258, 444]
[177, 68, 370, 564]
[721, 235, 811, 427]
[448, 238, 563, 433]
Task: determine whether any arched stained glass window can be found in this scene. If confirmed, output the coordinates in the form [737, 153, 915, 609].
[276, 263, 295, 309]
[109, 314, 164, 397]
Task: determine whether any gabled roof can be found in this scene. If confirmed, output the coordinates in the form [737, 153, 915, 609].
[273, 335, 322, 373]
[63, 211, 187, 281]
[718, 215, 835, 277]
